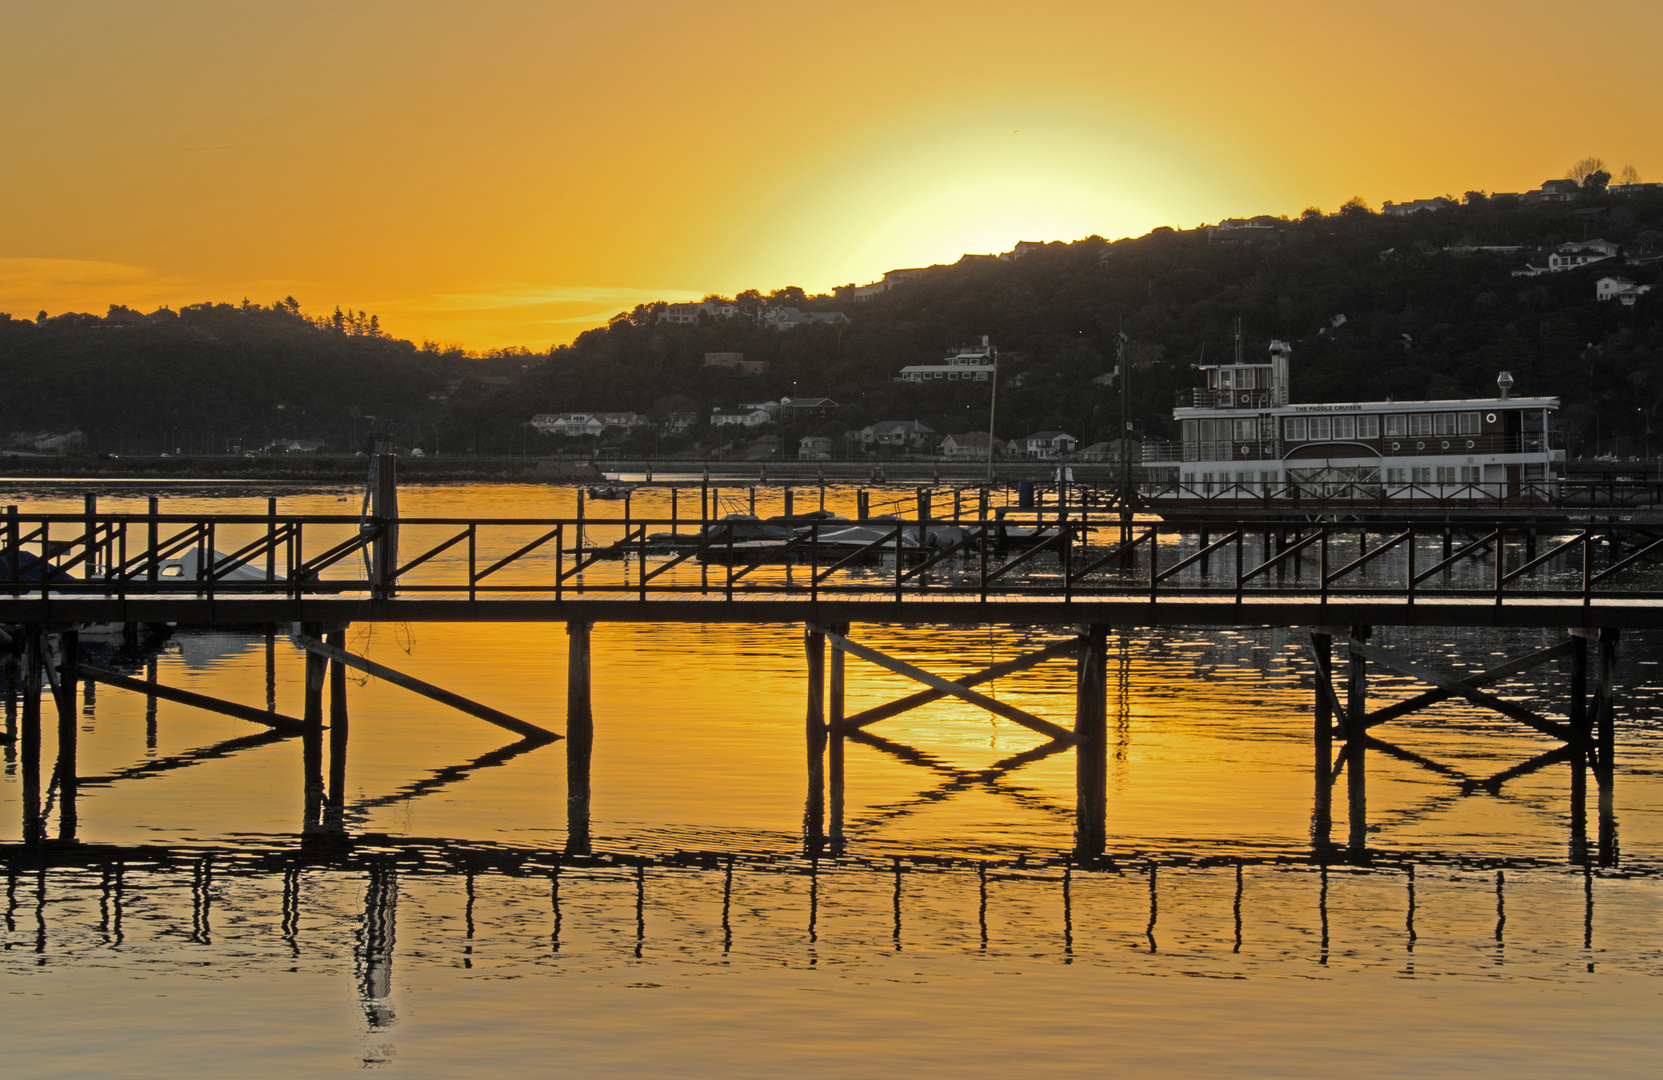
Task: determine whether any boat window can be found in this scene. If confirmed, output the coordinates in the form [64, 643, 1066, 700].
[1409, 414, 1433, 436]
[1434, 413, 1458, 436]
[1308, 416, 1331, 441]
[1233, 418, 1256, 441]
[1384, 414, 1407, 437]
[1358, 415, 1380, 438]
[1459, 411, 1480, 435]
[1333, 416, 1355, 440]
[1284, 417, 1307, 441]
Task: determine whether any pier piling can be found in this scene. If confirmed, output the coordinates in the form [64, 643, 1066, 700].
[1074, 625, 1108, 859]
[804, 626, 826, 849]
[565, 621, 593, 855]
[1347, 625, 1371, 855]
[1311, 631, 1333, 848]
[55, 630, 78, 841]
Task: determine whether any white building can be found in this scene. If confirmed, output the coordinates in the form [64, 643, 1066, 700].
[898, 337, 997, 383]
[529, 412, 647, 437]
[1596, 276, 1653, 306]
[710, 406, 772, 428]
[1548, 239, 1619, 272]
[938, 431, 1004, 459]
[1021, 431, 1078, 458]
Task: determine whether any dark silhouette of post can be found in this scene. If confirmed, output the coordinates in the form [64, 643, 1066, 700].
[327, 626, 350, 827]
[55, 630, 78, 842]
[1569, 631, 1591, 864]
[1074, 624, 1108, 859]
[1595, 628, 1620, 864]
[827, 623, 847, 848]
[565, 621, 593, 855]
[804, 626, 827, 850]
[302, 622, 326, 830]
[1311, 631, 1333, 848]
[1347, 626, 1371, 856]
[21, 629, 42, 845]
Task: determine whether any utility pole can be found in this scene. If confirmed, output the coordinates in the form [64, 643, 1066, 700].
[1117, 329, 1132, 544]
[985, 351, 999, 484]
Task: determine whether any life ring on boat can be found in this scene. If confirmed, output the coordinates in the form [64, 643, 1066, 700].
[1416, 441, 1425, 450]
[1465, 439, 1475, 449]
[1390, 441, 1401, 451]
[1240, 445, 1250, 455]
[1485, 413, 1497, 423]
[1239, 393, 1249, 403]
[1440, 440, 1450, 449]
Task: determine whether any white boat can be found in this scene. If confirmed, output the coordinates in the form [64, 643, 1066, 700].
[1158, 340, 1561, 502]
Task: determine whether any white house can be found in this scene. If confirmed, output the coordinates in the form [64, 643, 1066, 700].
[1548, 239, 1619, 272]
[529, 412, 647, 437]
[1021, 431, 1078, 458]
[710, 406, 772, 428]
[938, 431, 1005, 459]
[898, 337, 997, 383]
[798, 435, 834, 460]
[1596, 276, 1654, 306]
[861, 420, 936, 451]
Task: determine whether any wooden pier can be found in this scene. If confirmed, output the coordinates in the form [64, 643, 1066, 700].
[3, 485, 1657, 866]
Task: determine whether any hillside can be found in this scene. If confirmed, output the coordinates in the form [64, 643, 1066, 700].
[5, 188, 1662, 459]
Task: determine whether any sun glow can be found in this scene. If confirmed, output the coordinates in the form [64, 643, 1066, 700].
[721, 103, 1229, 291]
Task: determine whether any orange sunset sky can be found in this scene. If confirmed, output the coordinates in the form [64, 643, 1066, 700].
[2, 1, 1659, 351]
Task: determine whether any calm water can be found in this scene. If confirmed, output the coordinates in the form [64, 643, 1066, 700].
[2, 482, 1660, 1077]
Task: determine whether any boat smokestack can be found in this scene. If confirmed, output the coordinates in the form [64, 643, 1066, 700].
[1497, 370, 1514, 400]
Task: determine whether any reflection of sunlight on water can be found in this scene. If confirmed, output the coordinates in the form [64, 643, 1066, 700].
[3, 483, 1663, 1075]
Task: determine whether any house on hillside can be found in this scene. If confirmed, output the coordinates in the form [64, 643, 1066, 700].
[1075, 438, 1140, 463]
[898, 337, 997, 383]
[530, 412, 647, 437]
[1596, 276, 1653, 306]
[798, 435, 834, 460]
[761, 307, 849, 331]
[836, 267, 928, 301]
[703, 352, 770, 376]
[1021, 431, 1078, 458]
[1207, 217, 1280, 243]
[709, 405, 772, 428]
[1522, 179, 1582, 204]
[861, 420, 937, 451]
[775, 397, 839, 419]
[658, 300, 742, 324]
[1381, 197, 1454, 217]
[1549, 239, 1619, 272]
[938, 431, 1005, 459]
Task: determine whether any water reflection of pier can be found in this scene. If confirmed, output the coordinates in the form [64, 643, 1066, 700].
[3, 834, 1651, 1037]
[0, 618, 1628, 873]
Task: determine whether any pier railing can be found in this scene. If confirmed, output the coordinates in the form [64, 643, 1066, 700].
[4, 506, 1662, 608]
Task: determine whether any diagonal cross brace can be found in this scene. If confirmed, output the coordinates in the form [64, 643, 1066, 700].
[1361, 639, 1572, 730]
[1351, 641, 1574, 743]
[839, 636, 1081, 730]
[822, 629, 1076, 743]
[298, 636, 559, 743]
